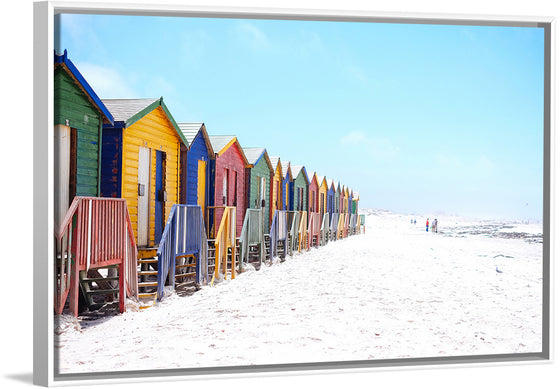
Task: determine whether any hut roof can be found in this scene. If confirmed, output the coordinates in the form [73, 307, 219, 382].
[208, 135, 249, 165]
[291, 165, 310, 185]
[178, 122, 204, 144]
[178, 122, 215, 158]
[54, 50, 114, 125]
[269, 157, 282, 175]
[102, 97, 189, 147]
[307, 171, 318, 184]
[102, 98, 159, 122]
[326, 179, 334, 190]
[243, 147, 272, 170]
[281, 161, 292, 180]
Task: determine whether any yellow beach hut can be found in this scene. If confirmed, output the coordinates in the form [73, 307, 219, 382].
[100, 97, 188, 257]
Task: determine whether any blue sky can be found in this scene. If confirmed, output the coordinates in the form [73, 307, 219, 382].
[56, 13, 545, 221]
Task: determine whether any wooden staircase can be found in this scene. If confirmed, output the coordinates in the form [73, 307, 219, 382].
[78, 265, 120, 313]
[174, 254, 199, 296]
[137, 257, 158, 309]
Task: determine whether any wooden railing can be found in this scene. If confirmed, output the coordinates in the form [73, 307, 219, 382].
[337, 213, 346, 239]
[287, 211, 301, 256]
[54, 197, 138, 316]
[156, 205, 207, 300]
[211, 206, 236, 284]
[269, 210, 288, 259]
[330, 213, 339, 241]
[239, 208, 264, 268]
[320, 213, 330, 246]
[308, 212, 321, 248]
[349, 214, 357, 235]
[298, 211, 308, 252]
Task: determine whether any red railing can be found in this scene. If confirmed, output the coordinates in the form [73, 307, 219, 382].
[55, 197, 138, 316]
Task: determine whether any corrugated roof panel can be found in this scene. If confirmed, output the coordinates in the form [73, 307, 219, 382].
[280, 161, 291, 179]
[269, 156, 282, 175]
[178, 122, 204, 144]
[242, 147, 266, 165]
[102, 98, 159, 122]
[208, 135, 236, 154]
[291, 165, 304, 177]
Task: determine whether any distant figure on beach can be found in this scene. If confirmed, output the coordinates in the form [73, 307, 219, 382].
[434, 219, 438, 233]
[431, 219, 436, 232]
[426, 218, 429, 232]
[411, 219, 413, 224]
[414, 219, 416, 225]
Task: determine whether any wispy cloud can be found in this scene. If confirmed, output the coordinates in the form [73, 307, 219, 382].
[344, 64, 369, 84]
[57, 14, 108, 57]
[235, 22, 269, 49]
[77, 63, 137, 99]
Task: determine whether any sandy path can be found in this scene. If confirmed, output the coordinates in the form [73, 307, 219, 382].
[55, 212, 543, 374]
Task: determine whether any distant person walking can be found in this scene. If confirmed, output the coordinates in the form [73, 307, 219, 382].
[426, 218, 429, 232]
[434, 219, 438, 233]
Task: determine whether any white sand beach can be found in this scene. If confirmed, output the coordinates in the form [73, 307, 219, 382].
[55, 210, 543, 374]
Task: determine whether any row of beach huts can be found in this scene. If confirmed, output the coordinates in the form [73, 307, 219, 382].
[53, 50, 365, 316]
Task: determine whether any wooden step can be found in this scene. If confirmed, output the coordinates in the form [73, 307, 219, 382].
[138, 291, 157, 299]
[138, 247, 158, 259]
[176, 263, 196, 269]
[138, 258, 158, 264]
[85, 289, 118, 295]
[138, 270, 158, 276]
[138, 281, 158, 288]
[176, 272, 196, 278]
[81, 276, 119, 283]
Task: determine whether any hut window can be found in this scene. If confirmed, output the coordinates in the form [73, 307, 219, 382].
[223, 169, 228, 205]
[261, 177, 266, 207]
[233, 171, 238, 206]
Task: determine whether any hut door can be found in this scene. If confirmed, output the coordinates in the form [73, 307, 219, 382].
[137, 147, 150, 247]
[54, 125, 71, 228]
[154, 150, 166, 243]
[197, 160, 206, 217]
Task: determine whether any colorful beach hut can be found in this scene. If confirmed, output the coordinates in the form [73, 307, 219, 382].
[54, 50, 114, 227]
[290, 165, 309, 212]
[352, 191, 360, 214]
[308, 172, 319, 214]
[269, 157, 283, 224]
[178, 122, 215, 226]
[100, 97, 188, 256]
[307, 172, 320, 247]
[208, 135, 249, 237]
[54, 51, 139, 316]
[348, 188, 354, 215]
[243, 147, 273, 232]
[326, 179, 335, 219]
[334, 181, 341, 214]
[281, 161, 293, 211]
[317, 175, 328, 221]
[341, 185, 349, 214]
